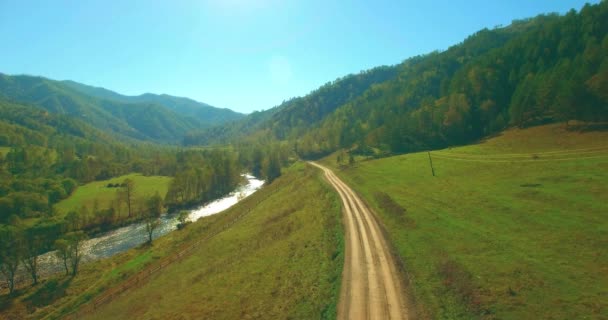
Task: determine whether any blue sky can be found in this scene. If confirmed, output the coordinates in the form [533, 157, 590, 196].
[0, 0, 598, 113]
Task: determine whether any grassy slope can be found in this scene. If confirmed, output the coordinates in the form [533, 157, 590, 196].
[0, 163, 343, 319]
[83, 162, 343, 319]
[322, 124, 608, 319]
[54, 174, 172, 216]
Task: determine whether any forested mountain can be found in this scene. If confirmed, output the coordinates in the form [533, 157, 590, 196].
[295, 3, 608, 157]
[184, 65, 400, 145]
[61, 80, 244, 126]
[0, 74, 241, 143]
[0, 96, 253, 285]
[188, 2, 608, 158]
[0, 97, 145, 225]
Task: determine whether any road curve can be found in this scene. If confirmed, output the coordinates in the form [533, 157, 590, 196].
[309, 162, 409, 320]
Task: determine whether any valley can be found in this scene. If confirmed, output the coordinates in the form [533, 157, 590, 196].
[79, 163, 343, 320]
[1, 1, 607, 319]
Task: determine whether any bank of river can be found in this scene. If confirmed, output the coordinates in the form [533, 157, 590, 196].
[18, 174, 264, 283]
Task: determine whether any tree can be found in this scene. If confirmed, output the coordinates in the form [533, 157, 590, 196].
[0, 226, 21, 294]
[65, 231, 87, 276]
[119, 178, 135, 218]
[144, 215, 161, 244]
[177, 210, 190, 230]
[20, 231, 43, 285]
[65, 210, 80, 231]
[586, 59, 608, 103]
[263, 150, 282, 183]
[144, 193, 163, 244]
[147, 192, 164, 217]
[54, 239, 70, 275]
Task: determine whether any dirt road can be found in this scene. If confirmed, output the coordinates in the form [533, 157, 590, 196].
[310, 162, 408, 320]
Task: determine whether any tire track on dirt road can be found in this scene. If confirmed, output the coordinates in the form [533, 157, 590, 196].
[310, 162, 409, 320]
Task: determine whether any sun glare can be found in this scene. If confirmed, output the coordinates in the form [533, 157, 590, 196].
[206, 0, 273, 14]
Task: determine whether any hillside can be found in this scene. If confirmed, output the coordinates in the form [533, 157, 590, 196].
[0, 74, 241, 143]
[82, 163, 342, 319]
[187, 2, 608, 158]
[0, 98, 120, 149]
[0, 94, 247, 247]
[61, 80, 244, 126]
[0, 163, 343, 319]
[298, 4, 607, 157]
[321, 123, 608, 319]
[0, 97, 167, 228]
[184, 65, 400, 145]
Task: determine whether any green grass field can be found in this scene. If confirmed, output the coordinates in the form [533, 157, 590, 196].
[84, 162, 343, 320]
[0, 147, 9, 156]
[322, 124, 608, 319]
[54, 173, 172, 218]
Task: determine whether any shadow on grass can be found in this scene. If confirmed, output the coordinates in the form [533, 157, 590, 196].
[0, 290, 20, 312]
[23, 277, 73, 311]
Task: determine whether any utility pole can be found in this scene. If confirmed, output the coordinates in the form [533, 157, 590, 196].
[427, 151, 435, 177]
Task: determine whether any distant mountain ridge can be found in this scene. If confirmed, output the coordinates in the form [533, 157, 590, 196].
[0, 73, 244, 143]
[61, 80, 243, 125]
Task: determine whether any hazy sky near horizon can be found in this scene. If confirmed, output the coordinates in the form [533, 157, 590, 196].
[0, 0, 599, 113]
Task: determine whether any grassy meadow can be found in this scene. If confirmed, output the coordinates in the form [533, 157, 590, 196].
[54, 173, 172, 218]
[322, 124, 608, 319]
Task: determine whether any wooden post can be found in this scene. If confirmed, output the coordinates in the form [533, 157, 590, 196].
[427, 152, 435, 177]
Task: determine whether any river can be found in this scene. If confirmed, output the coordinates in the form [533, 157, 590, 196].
[30, 174, 264, 279]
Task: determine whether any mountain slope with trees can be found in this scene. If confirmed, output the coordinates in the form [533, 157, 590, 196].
[184, 65, 400, 146]
[61, 80, 244, 126]
[296, 2, 607, 157]
[0, 74, 242, 143]
[0, 97, 250, 295]
[188, 2, 608, 159]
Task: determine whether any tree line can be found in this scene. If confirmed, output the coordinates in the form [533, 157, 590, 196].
[0, 223, 87, 294]
[182, 2, 607, 159]
[294, 2, 607, 157]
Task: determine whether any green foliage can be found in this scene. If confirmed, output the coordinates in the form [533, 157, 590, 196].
[0, 98, 179, 226]
[176, 210, 191, 230]
[20, 229, 44, 285]
[50, 173, 172, 234]
[0, 225, 21, 294]
[54, 238, 70, 275]
[183, 65, 399, 146]
[187, 2, 608, 159]
[144, 216, 161, 245]
[61, 80, 244, 127]
[297, 3, 608, 157]
[164, 149, 241, 209]
[61, 231, 88, 276]
[144, 193, 164, 244]
[146, 192, 164, 218]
